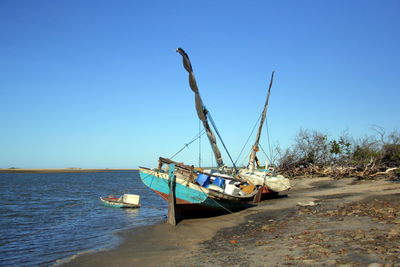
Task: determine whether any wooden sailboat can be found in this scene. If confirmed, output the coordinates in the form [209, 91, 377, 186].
[140, 158, 258, 212]
[139, 48, 259, 214]
[238, 72, 291, 195]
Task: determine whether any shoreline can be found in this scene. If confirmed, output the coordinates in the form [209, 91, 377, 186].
[0, 168, 139, 174]
[62, 176, 400, 266]
[61, 205, 246, 266]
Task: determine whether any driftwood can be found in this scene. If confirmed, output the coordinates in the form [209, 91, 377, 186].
[279, 164, 399, 179]
[370, 167, 399, 177]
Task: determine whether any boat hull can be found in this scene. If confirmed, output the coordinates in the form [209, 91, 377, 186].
[100, 197, 140, 208]
[139, 168, 248, 212]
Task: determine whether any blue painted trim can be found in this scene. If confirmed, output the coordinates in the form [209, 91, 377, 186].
[102, 202, 125, 208]
[139, 170, 248, 211]
[139, 171, 208, 204]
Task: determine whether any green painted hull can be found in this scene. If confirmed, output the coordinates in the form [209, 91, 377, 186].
[139, 168, 250, 212]
[100, 197, 140, 208]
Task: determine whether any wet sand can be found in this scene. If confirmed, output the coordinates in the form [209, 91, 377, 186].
[0, 168, 137, 173]
[62, 177, 400, 266]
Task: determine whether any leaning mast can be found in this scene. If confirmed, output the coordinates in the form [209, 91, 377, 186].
[176, 48, 224, 168]
[248, 71, 275, 171]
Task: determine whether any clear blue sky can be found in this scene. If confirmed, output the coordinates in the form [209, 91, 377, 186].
[1, 0, 399, 168]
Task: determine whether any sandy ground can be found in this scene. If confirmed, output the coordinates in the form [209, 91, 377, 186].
[62, 177, 400, 266]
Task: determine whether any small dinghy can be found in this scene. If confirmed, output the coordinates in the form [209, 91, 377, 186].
[100, 193, 141, 208]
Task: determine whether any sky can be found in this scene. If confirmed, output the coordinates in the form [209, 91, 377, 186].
[0, 0, 399, 168]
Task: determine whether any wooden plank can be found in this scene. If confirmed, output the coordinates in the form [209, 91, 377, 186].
[253, 186, 263, 203]
[167, 164, 177, 225]
[159, 157, 244, 182]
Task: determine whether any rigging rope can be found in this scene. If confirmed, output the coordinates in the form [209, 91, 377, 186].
[265, 118, 273, 160]
[239, 149, 252, 168]
[235, 113, 262, 166]
[207, 112, 237, 172]
[199, 119, 201, 167]
[196, 186, 234, 214]
[170, 129, 206, 160]
[259, 143, 272, 164]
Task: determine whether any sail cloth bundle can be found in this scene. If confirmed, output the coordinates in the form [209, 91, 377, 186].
[176, 48, 224, 168]
[264, 175, 291, 192]
[238, 170, 291, 192]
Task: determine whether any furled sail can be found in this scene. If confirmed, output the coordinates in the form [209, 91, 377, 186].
[176, 48, 224, 168]
[248, 71, 275, 170]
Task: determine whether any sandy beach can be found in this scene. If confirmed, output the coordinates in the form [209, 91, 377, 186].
[62, 176, 400, 266]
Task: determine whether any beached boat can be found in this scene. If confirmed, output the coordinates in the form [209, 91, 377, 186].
[238, 72, 291, 195]
[100, 194, 141, 208]
[140, 158, 258, 212]
[139, 48, 260, 213]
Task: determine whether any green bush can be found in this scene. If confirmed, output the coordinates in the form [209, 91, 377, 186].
[352, 145, 379, 165]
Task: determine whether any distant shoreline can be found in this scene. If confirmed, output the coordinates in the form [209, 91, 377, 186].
[0, 168, 139, 174]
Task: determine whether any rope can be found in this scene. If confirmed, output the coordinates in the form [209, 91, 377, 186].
[199, 119, 202, 167]
[259, 143, 272, 163]
[144, 168, 234, 214]
[140, 172, 155, 182]
[196, 185, 234, 214]
[240, 149, 252, 168]
[265, 118, 273, 160]
[207, 112, 237, 172]
[235, 113, 262, 165]
[210, 150, 214, 168]
[170, 129, 206, 160]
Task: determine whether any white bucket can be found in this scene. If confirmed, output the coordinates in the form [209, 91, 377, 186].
[122, 194, 140, 205]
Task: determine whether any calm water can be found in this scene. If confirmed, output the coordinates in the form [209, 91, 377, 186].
[0, 171, 167, 266]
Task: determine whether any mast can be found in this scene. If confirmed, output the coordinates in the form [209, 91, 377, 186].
[176, 48, 224, 168]
[248, 71, 275, 171]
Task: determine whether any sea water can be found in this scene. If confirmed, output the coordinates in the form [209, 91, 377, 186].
[0, 171, 167, 266]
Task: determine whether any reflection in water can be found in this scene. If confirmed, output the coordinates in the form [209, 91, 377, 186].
[122, 208, 140, 218]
